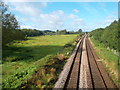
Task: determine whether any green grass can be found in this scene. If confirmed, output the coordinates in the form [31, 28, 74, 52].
[2, 34, 78, 88]
[90, 37, 119, 86]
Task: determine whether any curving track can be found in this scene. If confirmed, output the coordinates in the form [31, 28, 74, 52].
[54, 34, 118, 89]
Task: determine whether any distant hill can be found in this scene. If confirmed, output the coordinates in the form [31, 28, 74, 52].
[43, 30, 55, 33]
[90, 19, 119, 52]
[43, 30, 56, 35]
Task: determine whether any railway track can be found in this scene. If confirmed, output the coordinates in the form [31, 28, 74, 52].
[54, 34, 118, 89]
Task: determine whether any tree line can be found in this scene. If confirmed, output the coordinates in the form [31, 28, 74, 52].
[90, 19, 120, 52]
[19, 29, 82, 36]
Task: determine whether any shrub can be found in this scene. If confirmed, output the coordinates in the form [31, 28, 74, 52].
[64, 43, 72, 48]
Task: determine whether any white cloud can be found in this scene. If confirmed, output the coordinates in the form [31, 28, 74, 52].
[15, 4, 40, 16]
[105, 16, 116, 23]
[73, 9, 79, 13]
[39, 10, 66, 30]
[52, 10, 64, 15]
[8, 2, 47, 16]
[38, 10, 86, 30]
[91, 15, 117, 31]
[73, 18, 84, 25]
[6, 2, 86, 31]
[69, 14, 78, 19]
[68, 14, 85, 26]
[21, 24, 41, 30]
[21, 25, 33, 29]
[97, 16, 117, 26]
[19, 10, 86, 30]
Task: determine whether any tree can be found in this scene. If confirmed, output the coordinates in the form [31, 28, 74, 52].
[55, 29, 67, 35]
[0, 1, 8, 15]
[1, 1, 25, 45]
[78, 29, 82, 34]
[21, 29, 45, 36]
[90, 20, 119, 52]
[2, 13, 20, 30]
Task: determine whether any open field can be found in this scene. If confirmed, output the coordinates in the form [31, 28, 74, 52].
[90, 37, 119, 86]
[1, 1, 119, 89]
[2, 34, 79, 88]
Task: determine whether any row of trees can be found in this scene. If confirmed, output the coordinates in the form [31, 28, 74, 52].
[56, 29, 82, 35]
[21, 29, 44, 37]
[21, 29, 83, 36]
[90, 20, 120, 52]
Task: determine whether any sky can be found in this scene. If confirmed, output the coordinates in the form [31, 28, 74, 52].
[4, 1, 118, 32]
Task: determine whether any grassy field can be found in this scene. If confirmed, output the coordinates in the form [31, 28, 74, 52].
[90, 37, 119, 86]
[2, 34, 79, 88]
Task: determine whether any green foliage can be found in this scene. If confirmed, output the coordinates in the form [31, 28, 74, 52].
[2, 29, 26, 45]
[78, 29, 82, 34]
[91, 38, 119, 86]
[90, 20, 119, 52]
[90, 28, 104, 42]
[56, 29, 82, 35]
[1, 2, 25, 45]
[56, 29, 68, 35]
[64, 43, 73, 48]
[2, 13, 19, 30]
[2, 34, 78, 88]
[90, 20, 120, 86]
[21, 54, 67, 88]
[21, 29, 44, 37]
[43, 30, 55, 35]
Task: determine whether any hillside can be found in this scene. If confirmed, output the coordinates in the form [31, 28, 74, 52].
[90, 19, 119, 53]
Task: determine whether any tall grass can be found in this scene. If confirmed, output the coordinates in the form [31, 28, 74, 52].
[2, 34, 78, 88]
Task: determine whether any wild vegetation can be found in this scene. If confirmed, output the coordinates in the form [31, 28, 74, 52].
[2, 0, 119, 88]
[90, 20, 120, 86]
[90, 38, 119, 86]
[2, 34, 81, 88]
[90, 20, 119, 52]
[20, 29, 82, 36]
[1, 1, 83, 88]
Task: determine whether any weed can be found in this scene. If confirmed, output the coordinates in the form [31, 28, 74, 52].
[2, 34, 78, 88]
[90, 37, 119, 86]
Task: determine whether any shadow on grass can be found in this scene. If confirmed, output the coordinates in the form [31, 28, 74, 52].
[2, 45, 64, 63]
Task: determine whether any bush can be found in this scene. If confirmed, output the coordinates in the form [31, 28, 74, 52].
[64, 43, 72, 48]
[1, 2, 26, 46]
[90, 20, 119, 52]
[2, 29, 26, 46]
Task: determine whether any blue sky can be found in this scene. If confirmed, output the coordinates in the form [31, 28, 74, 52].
[5, 1, 118, 32]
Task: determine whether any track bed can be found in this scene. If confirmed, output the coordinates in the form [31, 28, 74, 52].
[54, 34, 118, 89]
